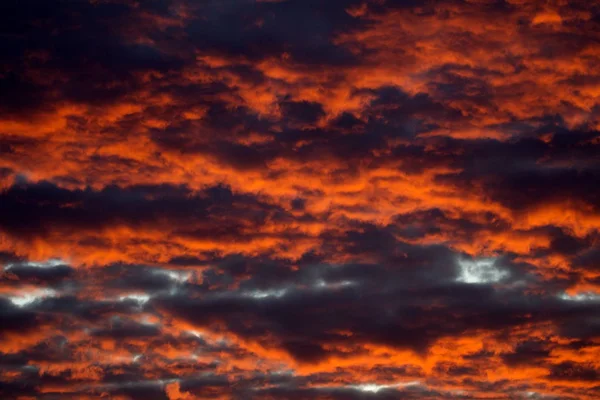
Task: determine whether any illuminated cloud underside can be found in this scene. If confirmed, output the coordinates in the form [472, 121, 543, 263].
[1, 0, 600, 399]
[456, 257, 510, 284]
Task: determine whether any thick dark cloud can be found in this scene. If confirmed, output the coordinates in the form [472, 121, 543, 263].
[2, 261, 73, 283]
[549, 362, 600, 382]
[0, 0, 188, 117]
[185, 0, 366, 66]
[0, 298, 39, 334]
[501, 340, 551, 367]
[0, 180, 286, 241]
[280, 99, 326, 124]
[154, 236, 598, 362]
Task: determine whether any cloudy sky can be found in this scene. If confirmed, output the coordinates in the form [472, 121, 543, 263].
[1, 0, 600, 399]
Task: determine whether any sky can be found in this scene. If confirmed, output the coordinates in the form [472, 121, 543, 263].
[0, 0, 599, 399]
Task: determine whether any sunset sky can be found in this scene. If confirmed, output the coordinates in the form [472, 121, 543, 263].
[1, 0, 600, 399]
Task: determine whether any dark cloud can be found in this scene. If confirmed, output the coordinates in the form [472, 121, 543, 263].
[501, 340, 551, 367]
[0, 298, 39, 334]
[2, 261, 73, 283]
[185, 0, 366, 66]
[0, 180, 285, 241]
[280, 99, 326, 124]
[549, 362, 600, 382]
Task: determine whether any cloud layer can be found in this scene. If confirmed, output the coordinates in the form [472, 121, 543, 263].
[1, 0, 599, 399]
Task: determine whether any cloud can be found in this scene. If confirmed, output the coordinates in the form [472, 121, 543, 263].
[1, 0, 600, 398]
